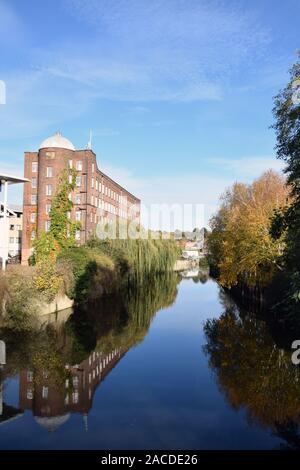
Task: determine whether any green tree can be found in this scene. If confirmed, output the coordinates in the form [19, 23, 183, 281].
[48, 168, 80, 250]
[34, 168, 80, 263]
[271, 53, 300, 310]
[33, 168, 80, 300]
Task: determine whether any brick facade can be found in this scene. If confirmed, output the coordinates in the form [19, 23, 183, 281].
[21, 134, 141, 264]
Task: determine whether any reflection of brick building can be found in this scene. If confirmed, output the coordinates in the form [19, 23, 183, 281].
[19, 347, 125, 431]
[22, 132, 141, 264]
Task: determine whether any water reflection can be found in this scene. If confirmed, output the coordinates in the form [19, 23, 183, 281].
[2, 274, 300, 449]
[203, 290, 300, 449]
[0, 272, 180, 433]
[180, 266, 209, 284]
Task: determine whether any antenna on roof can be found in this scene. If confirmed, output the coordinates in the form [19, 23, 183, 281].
[87, 130, 93, 150]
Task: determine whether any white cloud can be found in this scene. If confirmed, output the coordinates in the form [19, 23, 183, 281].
[45, 0, 271, 103]
[102, 155, 286, 231]
[101, 163, 232, 230]
[210, 156, 285, 178]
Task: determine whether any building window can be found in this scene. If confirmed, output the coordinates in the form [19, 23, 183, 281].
[92, 163, 95, 173]
[91, 195, 94, 206]
[27, 371, 34, 382]
[30, 212, 36, 223]
[27, 389, 33, 400]
[72, 391, 79, 404]
[31, 230, 36, 240]
[75, 211, 81, 221]
[31, 194, 37, 205]
[45, 220, 51, 232]
[68, 159, 73, 169]
[46, 167, 53, 178]
[32, 162, 38, 173]
[96, 180, 98, 191]
[75, 230, 81, 241]
[76, 176, 81, 187]
[68, 192, 72, 202]
[90, 212, 93, 222]
[42, 386, 48, 399]
[9, 237, 14, 244]
[76, 194, 81, 204]
[46, 204, 51, 215]
[69, 174, 73, 184]
[45, 151, 55, 159]
[73, 376, 79, 387]
[31, 177, 37, 189]
[46, 184, 52, 196]
[76, 161, 83, 171]
[91, 178, 94, 189]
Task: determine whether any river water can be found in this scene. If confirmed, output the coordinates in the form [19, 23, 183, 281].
[0, 271, 299, 450]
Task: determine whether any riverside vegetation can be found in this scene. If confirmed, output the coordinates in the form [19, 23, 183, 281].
[0, 269, 180, 391]
[208, 53, 300, 327]
[0, 169, 179, 330]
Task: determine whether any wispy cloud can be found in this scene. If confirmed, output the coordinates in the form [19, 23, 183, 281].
[47, 0, 271, 102]
[210, 156, 285, 178]
[101, 163, 233, 229]
[0, 0, 273, 143]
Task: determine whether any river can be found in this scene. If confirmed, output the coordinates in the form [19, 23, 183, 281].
[0, 270, 299, 450]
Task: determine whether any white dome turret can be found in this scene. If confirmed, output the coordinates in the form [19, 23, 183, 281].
[39, 132, 75, 151]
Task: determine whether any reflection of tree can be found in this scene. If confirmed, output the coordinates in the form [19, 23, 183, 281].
[203, 303, 300, 432]
[192, 269, 209, 284]
[1, 272, 180, 386]
[67, 271, 180, 358]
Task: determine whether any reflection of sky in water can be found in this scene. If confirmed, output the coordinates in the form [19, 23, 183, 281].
[0, 279, 285, 449]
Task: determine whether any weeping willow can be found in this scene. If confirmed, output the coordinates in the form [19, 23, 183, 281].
[88, 238, 180, 285]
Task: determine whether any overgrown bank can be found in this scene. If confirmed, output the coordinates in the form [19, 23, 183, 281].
[0, 163, 179, 330]
[0, 238, 179, 330]
[207, 54, 300, 323]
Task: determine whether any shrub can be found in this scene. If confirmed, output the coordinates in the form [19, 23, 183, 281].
[59, 247, 117, 301]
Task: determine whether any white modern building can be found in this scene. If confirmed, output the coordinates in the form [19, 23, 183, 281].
[0, 174, 28, 270]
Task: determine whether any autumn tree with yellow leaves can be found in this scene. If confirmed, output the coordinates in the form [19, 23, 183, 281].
[208, 170, 290, 289]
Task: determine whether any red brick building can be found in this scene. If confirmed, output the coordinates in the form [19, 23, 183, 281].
[22, 132, 141, 264]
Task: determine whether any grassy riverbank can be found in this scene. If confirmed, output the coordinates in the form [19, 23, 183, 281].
[0, 238, 179, 330]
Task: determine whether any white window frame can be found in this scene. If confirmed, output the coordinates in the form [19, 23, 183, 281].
[46, 184, 52, 196]
[46, 167, 53, 178]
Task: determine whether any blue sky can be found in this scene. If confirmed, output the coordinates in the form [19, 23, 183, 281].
[0, 0, 299, 228]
